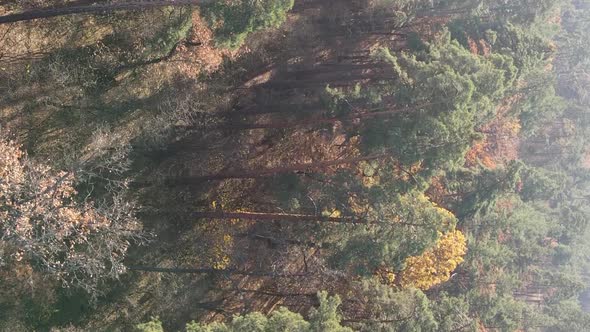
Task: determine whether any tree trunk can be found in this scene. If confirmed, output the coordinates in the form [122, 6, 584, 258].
[342, 316, 412, 324]
[193, 210, 434, 227]
[231, 287, 317, 298]
[163, 152, 390, 184]
[193, 211, 364, 224]
[0, 0, 213, 24]
[238, 233, 331, 249]
[219, 103, 325, 117]
[261, 74, 396, 90]
[127, 265, 310, 277]
[288, 62, 389, 78]
[213, 106, 408, 130]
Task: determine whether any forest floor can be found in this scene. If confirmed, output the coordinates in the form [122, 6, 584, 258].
[119, 6, 358, 330]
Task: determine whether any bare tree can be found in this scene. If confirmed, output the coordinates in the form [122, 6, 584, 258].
[0, 131, 146, 296]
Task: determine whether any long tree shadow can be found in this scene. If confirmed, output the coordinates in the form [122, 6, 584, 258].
[17, 0, 421, 329]
[125, 0, 427, 324]
[0, 6, 194, 154]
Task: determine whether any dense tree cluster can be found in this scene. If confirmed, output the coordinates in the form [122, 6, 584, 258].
[1, 0, 589, 330]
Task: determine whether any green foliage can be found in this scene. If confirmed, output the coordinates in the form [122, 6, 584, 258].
[431, 293, 477, 332]
[352, 280, 438, 331]
[534, 269, 585, 303]
[446, 161, 523, 219]
[186, 309, 310, 332]
[271, 173, 306, 211]
[24, 7, 193, 97]
[446, 10, 568, 138]
[143, 8, 193, 59]
[266, 309, 312, 331]
[185, 292, 348, 332]
[136, 317, 164, 332]
[450, 20, 557, 72]
[321, 84, 363, 117]
[362, 31, 517, 178]
[517, 71, 567, 136]
[308, 292, 352, 332]
[495, 23, 557, 73]
[519, 165, 566, 201]
[469, 292, 526, 331]
[406, 31, 428, 52]
[544, 300, 590, 332]
[202, 0, 294, 49]
[553, 203, 590, 244]
[329, 190, 456, 275]
[444, 0, 561, 23]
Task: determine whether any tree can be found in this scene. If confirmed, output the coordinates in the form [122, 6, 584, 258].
[399, 230, 467, 290]
[444, 161, 523, 219]
[201, 0, 294, 49]
[328, 191, 458, 277]
[308, 292, 352, 332]
[362, 30, 516, 180]
[424, 0, 560, 23]
[519, 165, 566, 201]
[0, 137, 143, 295]
[472, 293, 526, 331]
[185, 291, 351, 332]
[543, 300, 590, 331]
[431, 293, 477, 332]
[136, 317, 164, 332]
[0, 1, 214, 24]
[517, 70, 567, 137]
[346, 280, 438, 331]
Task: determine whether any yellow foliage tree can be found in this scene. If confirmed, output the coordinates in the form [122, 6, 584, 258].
[400, 230, 467, 290]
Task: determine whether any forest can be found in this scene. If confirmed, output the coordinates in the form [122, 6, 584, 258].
[1, 0, 590, 331]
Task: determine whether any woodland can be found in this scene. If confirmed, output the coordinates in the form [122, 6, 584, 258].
[1, 0, 590, 331]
